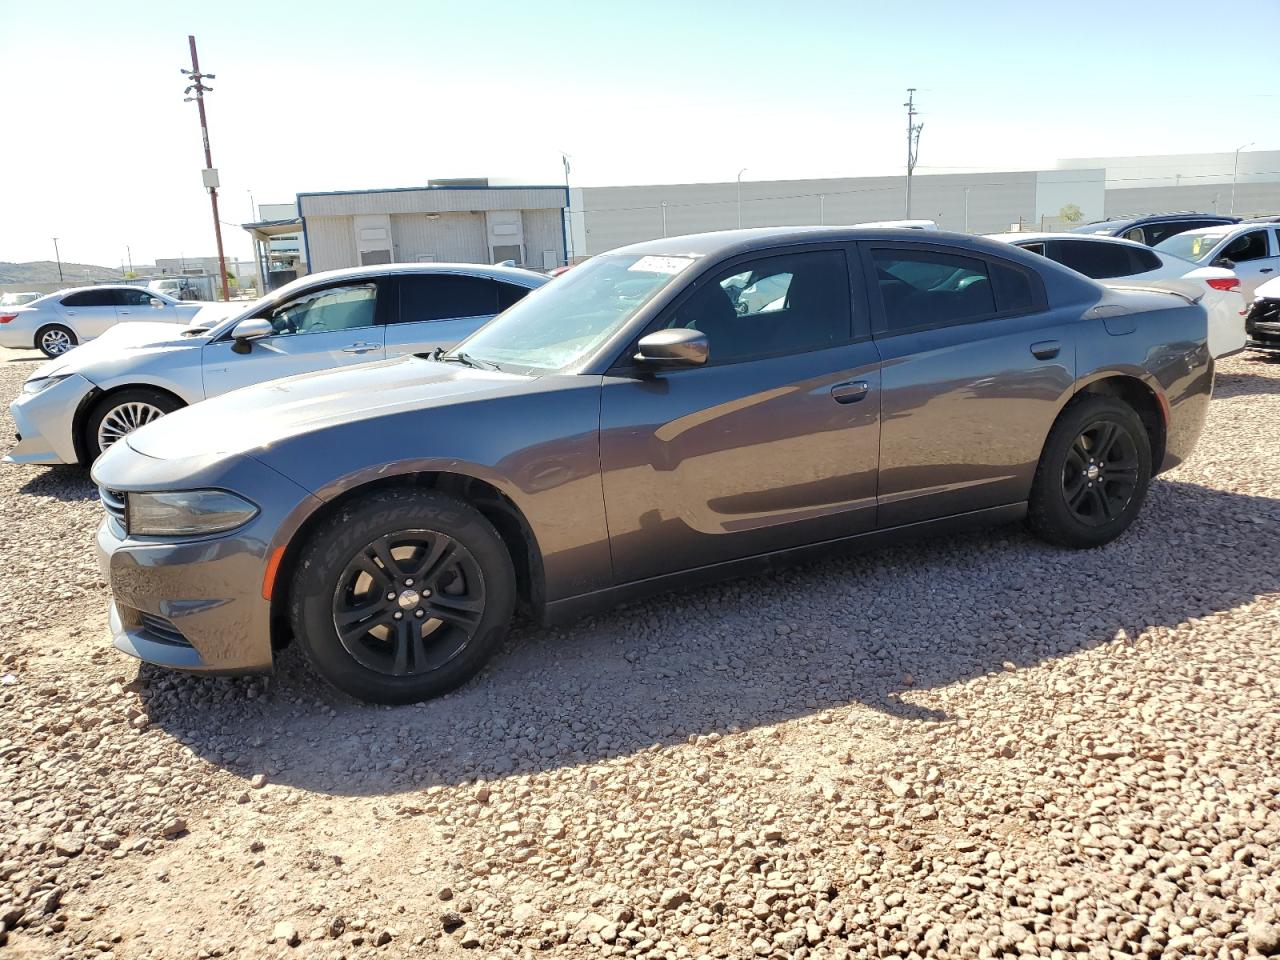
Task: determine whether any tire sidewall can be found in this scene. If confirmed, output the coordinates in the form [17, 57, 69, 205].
[1029, 396, 1153, 549]
[36, 325, 76, 359]
[84, 388, 182, 461]
[290, 490, 515, 705]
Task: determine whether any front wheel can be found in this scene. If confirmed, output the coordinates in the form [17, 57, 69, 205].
[35, 324, 77, 358]
[84, 388, 183, 461]
[1028, 396, 1153, 549]
[289, 489, 516, 704]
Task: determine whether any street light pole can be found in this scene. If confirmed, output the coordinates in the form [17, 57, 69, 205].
[1231, 142, 1254, 215]
[818, 193, 825, 226]
[661, 201, 668, 238]
[182, 35, 230, 302]
[964, 188, 970, 234]
[736, 168, 747, 229]
[51, 237, 63, 283]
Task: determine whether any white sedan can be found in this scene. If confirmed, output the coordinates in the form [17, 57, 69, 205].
[5, 263, 547, 465]
[0, 285, 224, 358]
[986, 232, 1246, 358]
[1153, 222, 1280, 300]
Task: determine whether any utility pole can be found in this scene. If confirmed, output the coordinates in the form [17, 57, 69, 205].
[561, 153, 573, 266]
[904, 88, 923, 218]
[182, 35, 230, 302]
[963, 188, 971, 233]
[736, 168, 748, 228]
[1231, 142, 1254, 215]
[51, 237, 63, 283]
[126, 245, 133, 275]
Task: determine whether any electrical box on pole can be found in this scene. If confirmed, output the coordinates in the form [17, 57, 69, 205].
[202, 168, 220, 190]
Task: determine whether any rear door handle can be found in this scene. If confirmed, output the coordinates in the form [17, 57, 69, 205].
[1031, 340, 1061, 360]
[1262, 268, 1275, 274]
[830, 380, 870, 404]
[341, 342, 379, 354]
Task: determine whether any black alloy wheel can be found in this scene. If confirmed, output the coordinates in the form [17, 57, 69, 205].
[332, 530, 485, 676]
[1028, 394, 1152, 549]
[1060, 419, 1141, 527]
[290, 489, 515, 704]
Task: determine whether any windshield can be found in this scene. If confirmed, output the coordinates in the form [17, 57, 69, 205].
[1154, 230, 1228, 262]
[449, 253, 698, 373]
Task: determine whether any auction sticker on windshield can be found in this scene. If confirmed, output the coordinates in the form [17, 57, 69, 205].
[628, 255, 696, 275]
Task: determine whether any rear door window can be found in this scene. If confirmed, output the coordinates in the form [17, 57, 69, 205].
[1050, 240, 1140, 279]
[61, 289, 115, 307]
[397, 275, 502, 323]
[114, 288, 158, 306]
[871, 250, 997, 333]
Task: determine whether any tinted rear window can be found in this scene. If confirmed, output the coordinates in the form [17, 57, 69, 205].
[1051, 240, 1141, 279]
[61, 289, 115, 307]
[397, 275, 502, 323]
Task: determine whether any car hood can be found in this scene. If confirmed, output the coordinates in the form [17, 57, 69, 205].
[124, 355, 537, 460]
[29, 321, 207, 381]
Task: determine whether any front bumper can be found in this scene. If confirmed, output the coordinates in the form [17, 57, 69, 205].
[96, 516, 276, 673]
[92, 450, 321, 674]
[1245, 300, 1280, 353]
[4, 373, 93, 465]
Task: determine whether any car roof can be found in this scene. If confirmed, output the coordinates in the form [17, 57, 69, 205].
[606, 226, 1026, 262]
[294, 262, 548, 287]
[986, 231, 1154, 248]
[1072, 212, 1239, 232]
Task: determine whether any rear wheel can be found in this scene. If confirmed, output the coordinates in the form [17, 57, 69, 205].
[1028, 395, 1152, 548]
[289, 489, 516, 704]
[35, 324, 77, 358]
[84, 388, 183, 461]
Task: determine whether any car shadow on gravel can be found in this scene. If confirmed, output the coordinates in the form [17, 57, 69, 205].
[17, 466, 96, 501]
[135, 478, 1280, 797]
[1215, 366, 1280, 398]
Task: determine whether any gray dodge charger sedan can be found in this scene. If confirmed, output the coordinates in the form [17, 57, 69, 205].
[92, 227, 1213, 704]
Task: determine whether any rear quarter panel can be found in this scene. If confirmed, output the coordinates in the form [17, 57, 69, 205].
[1075, 293, 1212, 472]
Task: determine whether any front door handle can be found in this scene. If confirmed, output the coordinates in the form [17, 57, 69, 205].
[830, 380, 870, 404]
[341, 342, 379, 354]
[1031, 340, 1061, 360]
[1262, 268, 1275, 274]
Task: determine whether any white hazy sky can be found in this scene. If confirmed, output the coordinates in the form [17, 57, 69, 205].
[2, 0, 1277, 267]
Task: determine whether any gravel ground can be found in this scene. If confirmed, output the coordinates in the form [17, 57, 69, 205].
[2, 345, 1279, 960]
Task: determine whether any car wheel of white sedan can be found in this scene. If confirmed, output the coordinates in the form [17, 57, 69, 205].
[35, 324, 77, 358]
[85, 388, 184, 461]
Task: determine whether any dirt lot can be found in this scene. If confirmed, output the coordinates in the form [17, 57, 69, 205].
[2, 345, 1279, 960]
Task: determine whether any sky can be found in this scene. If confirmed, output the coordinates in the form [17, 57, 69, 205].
[2, 0, 1277, 267]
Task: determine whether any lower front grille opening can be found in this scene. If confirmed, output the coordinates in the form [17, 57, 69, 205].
[138, 612, 193, 648]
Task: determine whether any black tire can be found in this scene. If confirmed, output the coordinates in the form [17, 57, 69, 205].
[1028, 395, 1153, 549]
[83, 388, 184, 462]
[288, 488, 516, 704]
[35, 324, 77, 358]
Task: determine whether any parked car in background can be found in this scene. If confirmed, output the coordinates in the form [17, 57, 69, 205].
[148, 277, 203, 301]
[1245, 274, 1280, 355]
[89, 226, 1213, 704]
[0, 291, 42, 307]
[1153, 222, 1280, 300]
[1243, 215, 1280, 224]
[0, 286, 220, 358]
[6, 263, 547, 465]
[1072, 212, 1239, 246]
[987, 232, 1245, 357]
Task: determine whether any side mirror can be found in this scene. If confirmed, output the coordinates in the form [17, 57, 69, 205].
[230, 317, 273, 354]
[634, 328, 709, 368]
[149, 297, 166, 308]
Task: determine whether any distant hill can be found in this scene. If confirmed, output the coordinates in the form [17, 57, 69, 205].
[0, 261, 124, 284]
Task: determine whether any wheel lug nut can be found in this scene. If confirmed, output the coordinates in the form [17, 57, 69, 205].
[393, 611, 403, 620]
[405, 578, 414, 586]
[386, 592, 396, 600]
[415, 609, 424, 618]
[423, 589, 432, 597]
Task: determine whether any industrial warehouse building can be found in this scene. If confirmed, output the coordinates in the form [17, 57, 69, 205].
[242, 151, 1279, 284]
[298, 180, 568, 273]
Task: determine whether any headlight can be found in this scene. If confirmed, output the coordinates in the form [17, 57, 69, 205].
[127, 490, 259, 536]
[22, 374, 71, 395]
